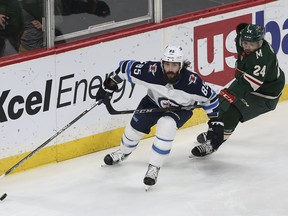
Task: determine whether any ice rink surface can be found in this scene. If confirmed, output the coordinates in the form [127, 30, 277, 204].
[1, 101, 288, 216]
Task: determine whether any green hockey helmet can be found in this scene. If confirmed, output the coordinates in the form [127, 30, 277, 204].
[240, 24, 265, 42]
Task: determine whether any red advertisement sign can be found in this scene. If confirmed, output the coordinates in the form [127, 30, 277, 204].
[194, 14, 252, 86]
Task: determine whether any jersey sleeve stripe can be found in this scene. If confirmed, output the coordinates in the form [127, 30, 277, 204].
[119, 60, 128, 74]
[244, 74, 263, 90]
[126, 60, 136, 83]
[210, 89, 217, 99]
[203, 99, 219, 111]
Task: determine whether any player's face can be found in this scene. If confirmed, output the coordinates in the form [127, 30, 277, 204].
[242, 41, 261, 55]
[163, 61, 181, 82]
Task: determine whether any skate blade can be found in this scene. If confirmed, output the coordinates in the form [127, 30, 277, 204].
[101, 163, 112, 167]
[145, 185, 151, 191]
[189, 154, 197, 158]
[189, 154, 212, 159]
[188, 154, 207, 159]
[188, 154, 196, 159]
[194, 140, 208, 145]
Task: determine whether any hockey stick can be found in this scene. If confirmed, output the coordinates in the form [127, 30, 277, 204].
[0, 100, 103, 181]
[104, 93, 199, 115]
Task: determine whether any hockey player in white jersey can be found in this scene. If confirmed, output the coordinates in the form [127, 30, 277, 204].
[96, 45, 224, 188]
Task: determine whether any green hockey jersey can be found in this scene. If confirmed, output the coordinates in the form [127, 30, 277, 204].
[228, 34, 285, 100]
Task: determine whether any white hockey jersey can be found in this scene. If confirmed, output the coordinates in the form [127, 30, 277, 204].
[111, 60, 220, 118]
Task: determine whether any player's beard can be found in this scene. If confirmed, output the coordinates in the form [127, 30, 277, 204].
[164, 71, 180, 84]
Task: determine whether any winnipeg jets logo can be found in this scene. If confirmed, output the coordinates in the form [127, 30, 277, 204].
[158, 98, 179, 108]
[148, 64, 157, 76]
[188, 74, 197, 85]
[161, 101, 171, 108]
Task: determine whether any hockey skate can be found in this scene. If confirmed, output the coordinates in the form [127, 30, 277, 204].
[196, 132, 208, 144]
[143, 164, 160, 191]
[104, 149, 130, 165]
[190, 141, 216, 157]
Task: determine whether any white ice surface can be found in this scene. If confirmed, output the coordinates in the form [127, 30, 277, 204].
[1, 101, 288, 216]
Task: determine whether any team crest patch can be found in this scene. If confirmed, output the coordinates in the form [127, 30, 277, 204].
[148, 64, 157, 76]
[188, 74, 197, 85]
[158, 98, 179, 108]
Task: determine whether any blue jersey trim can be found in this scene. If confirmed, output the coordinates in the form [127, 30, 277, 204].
[126, 60, 136, 83]
[156, 136, 174, 142]
[152, 144, 171, 155]
[121, 138, 138, 148]
[203, 99, 219, 111]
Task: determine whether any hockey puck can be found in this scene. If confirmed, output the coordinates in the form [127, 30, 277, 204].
[0, 193, 7, 201]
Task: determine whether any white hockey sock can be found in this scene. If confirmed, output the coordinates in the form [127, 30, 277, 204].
[149, 116, 177, 168]
[120, 124, 144, 155]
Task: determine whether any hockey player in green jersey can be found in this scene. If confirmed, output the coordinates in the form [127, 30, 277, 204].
[192, 23, 285, 157]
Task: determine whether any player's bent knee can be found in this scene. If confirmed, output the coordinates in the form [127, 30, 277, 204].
[156, 116, 177, 139]
[124, 123, 145, 141]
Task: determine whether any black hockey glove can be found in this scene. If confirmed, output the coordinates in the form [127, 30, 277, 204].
[206, 118, 224, 149]
[96, 77, 118, 103]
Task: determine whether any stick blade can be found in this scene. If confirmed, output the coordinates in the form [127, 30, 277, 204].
[0, 193, 7, 201]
